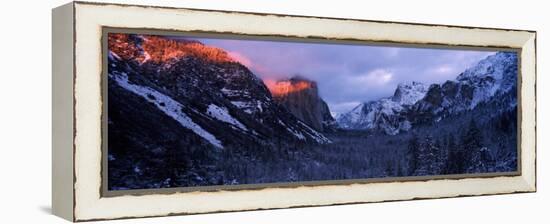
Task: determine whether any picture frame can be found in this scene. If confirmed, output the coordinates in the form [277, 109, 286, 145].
[52, 1, 536, 222]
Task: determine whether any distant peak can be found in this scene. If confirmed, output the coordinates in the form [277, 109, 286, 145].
[392, 81, 429, 105]
[397, 81, 427, 89]
[457, 51, 517, 82]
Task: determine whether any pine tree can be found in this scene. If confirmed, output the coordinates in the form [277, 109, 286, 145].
[462, 119, 484, 173]
[443, 134, 457, 174]
[468, 147, 495, 173]
[385, 161, 395, 177]
[396, 162, 404, 177]
[434, 139, 445, 174]
[406, 134, 420, 176]
[415, 135, 440, 176]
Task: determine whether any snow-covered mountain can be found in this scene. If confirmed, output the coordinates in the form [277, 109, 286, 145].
[392, 81, 430, 105]
[337, 81, 429, 134]
[337, 52, 518, 135]
[108, 33, 331, 153]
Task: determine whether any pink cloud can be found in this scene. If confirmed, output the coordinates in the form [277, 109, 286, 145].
[228, 51, 253, 68]
[228, 50, 281, 79]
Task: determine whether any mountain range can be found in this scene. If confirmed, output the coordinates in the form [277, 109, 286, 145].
[109, 33, 517, 144]
[336, 52, 518, 135]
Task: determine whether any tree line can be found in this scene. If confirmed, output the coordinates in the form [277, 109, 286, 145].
[406, 120, 499, 176]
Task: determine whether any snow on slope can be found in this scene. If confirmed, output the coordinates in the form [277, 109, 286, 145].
[458, 52, 516, 83]
[297, 121, 332, 144]
[278, 119, 306, 140]
[206, 104, 248, 131]
[222, 88, 267, 115]
[457, 52, 517, 108]
[111, 71, 224, 148]
[276, 119, 332, 143]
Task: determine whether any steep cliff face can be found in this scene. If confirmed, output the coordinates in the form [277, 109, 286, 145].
[265, 77, 336, 132]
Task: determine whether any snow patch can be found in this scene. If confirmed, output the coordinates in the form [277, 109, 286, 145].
[278, 119, 305, 140]
[256, 101, 264, 112]
[141, 51, 152, 63]
[206, 104, 248, 131]
[108, 51, 121, 60]
[221, 88, 250, 97]
[297, 121, 332, 144]
[230, 100, 262, 114]
[348, 103, 364, 123]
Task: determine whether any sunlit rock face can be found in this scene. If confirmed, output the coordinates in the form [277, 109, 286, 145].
[108, 33, 235, 64]
[265, 77, 336, 132]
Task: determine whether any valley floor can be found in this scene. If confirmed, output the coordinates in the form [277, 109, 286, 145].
[109, 124, 517, 190]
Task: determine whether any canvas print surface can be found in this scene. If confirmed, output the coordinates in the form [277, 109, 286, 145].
[106, 32, 518, 191]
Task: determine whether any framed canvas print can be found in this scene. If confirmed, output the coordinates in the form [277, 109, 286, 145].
[52, 1, 537, 222]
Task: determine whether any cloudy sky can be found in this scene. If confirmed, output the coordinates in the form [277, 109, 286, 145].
[190, 37, 496, 114]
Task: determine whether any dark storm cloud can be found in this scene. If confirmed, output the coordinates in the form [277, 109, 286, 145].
[193, 37, 495, 114]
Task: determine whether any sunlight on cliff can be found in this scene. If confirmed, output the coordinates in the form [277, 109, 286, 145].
[108, 33, 235, 64]
[264, 79, 313, 97]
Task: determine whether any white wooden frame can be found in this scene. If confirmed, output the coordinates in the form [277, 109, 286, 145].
[52, 1, 536, 222]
